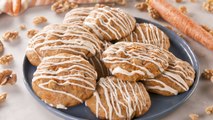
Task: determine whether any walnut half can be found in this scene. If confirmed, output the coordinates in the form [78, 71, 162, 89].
[202, 69, 213, 81]
[0, 70, 17, 86]
[0, 54, 13, 65]
[0, 92, 7, 104]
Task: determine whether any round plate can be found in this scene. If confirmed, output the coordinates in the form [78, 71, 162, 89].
[23, 18, 200, 120]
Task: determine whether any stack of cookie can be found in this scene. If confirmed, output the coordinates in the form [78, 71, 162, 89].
[26, 6, 195, 119]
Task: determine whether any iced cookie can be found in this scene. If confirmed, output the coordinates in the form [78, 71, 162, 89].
[84, 6, 136, 41]
[86, 76, 151, 119]
[102, 42, 170, 82]
[32, 53, 97, 109]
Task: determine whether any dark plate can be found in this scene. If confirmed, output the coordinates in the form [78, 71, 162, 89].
[23, 18, 200, 120]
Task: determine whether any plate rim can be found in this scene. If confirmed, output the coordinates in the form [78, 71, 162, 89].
[23, 17, 200, 120]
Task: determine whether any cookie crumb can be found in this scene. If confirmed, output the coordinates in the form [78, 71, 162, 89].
[205, 105, 213, 115]
[0, 92, 7, 104]
[179, 6, 188, 14]
[203, 0, 213, 13]
[0, 69, 17, 86]
[135, 2, 148, 11]
[175, 0, 183, 3]
[27, 29, 39, 38]
[2, 31, 19, 41]
[189, 113, 199, 120]
[33, 16, 47, 25]
[202, 69, 213, 81]
[165, 25, 173, 30]
[51, 0, 78, 14]
[0, 54, 13, 65]
[19, 24, 26, 30]
[148, 7, 160, 19]
[0, 40, 4, 53]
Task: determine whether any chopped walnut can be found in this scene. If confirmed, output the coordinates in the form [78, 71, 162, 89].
[2, 31, 19, 41]
[165, 25, 173, 31]
[19, 24, 26, 30]
[205, 105, 213, 115]
[0, 54, 13, 65]
[0, 70, 17, 86]
[175, 0, 183, 3]
[0, 92, 7, 104]
[27, 29, 39, 38]
[201, 25, 211, 32]
[116, 0, 126, 5]
[135, 2, 148, 11]
[51, 0, 78, 14]
[189, 113, 199, 120]
[202, 69, 213, 81]
[148, 7, 160, 19]
[203, 0, 213, 13]
[95, 3, 115, 8]
[33, 16, 47, 25]
[179, 6, 188, 14]
[0, 40, 4, 53]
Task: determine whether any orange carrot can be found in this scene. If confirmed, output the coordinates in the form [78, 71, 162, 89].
[148, 0, 213, 50]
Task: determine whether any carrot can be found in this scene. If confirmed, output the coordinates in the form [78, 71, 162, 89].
[148, 0, 213, 50]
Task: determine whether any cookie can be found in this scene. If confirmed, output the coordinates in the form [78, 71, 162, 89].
[102, 42, 170, 82]
[89, 56, 110, 79]
[121, 23, 170, 50]
[85, 76, 151, 119]
[84, 6, 136, 41]
[26, 23, 103, 66]
[143, 58, 195, 96]
[32, 53, 97, 109]
[63, 7, 94, 24]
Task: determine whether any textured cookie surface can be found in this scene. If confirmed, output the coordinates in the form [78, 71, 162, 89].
[84, 6, 136, 41]
[102, 42, 170, 82]
[32, 54, 97, 109]
[86, 76, 151, 120]
[63, 7, 94, 24]
[26, 23, 103, 66]
[143, 58, 195, 96]
[121, 23, 170, 50]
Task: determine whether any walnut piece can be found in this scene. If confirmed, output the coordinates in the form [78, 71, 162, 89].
[0, 54, 13, 65]
[203, 0, 213, 13]
[189, 113, 199, 120]
[202, 69, 213, 81]
[0, 40, 4, 53]
[19, 24, 26, 30]
[0, 92, 7, 104]
[205, 105, 213, 115]
[2, 31, 19, 41]
[179, 6, 188, 14]
[210, 30, 213, 36]
[175, 0, 183, 3]
[135, 2, 148, 11]
[51, 0, 78, 14]
[0, 70, 17, 86]
[148, 7, 160, 19]
[27, 29, 39, 38]
[116, 0, 126, 5]
[33, 16, 47, 25]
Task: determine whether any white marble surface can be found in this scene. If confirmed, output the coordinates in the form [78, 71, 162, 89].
[0, 0, 212, 120]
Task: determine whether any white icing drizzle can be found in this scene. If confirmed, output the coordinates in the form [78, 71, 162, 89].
[122, 23, 170, 49]
[26, 23, 103, 62]
[84, 6, 135, 41]
[102, 42, 169, 80]
[87, 77, 149, 119]
[33, 54, 97, 105]
[144, 58, 195, 95]
[63, 7, 94, 24]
